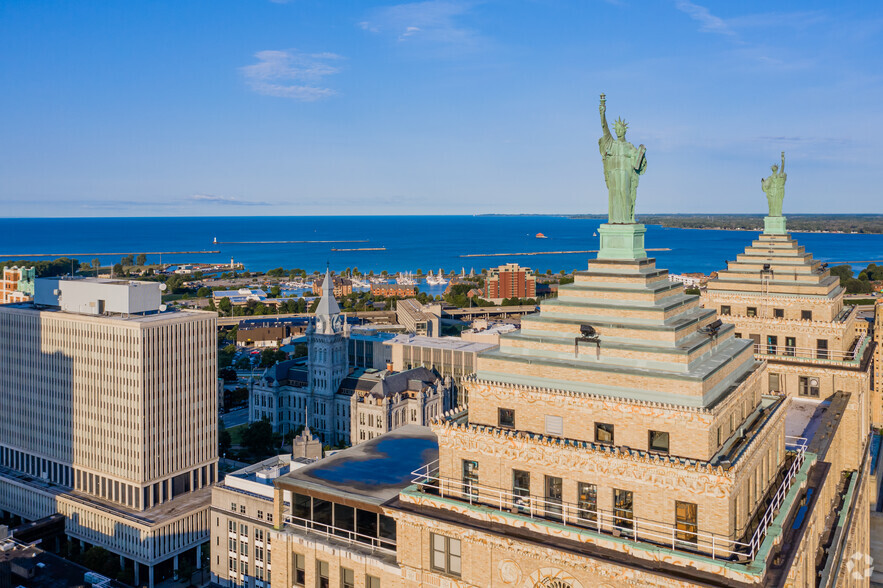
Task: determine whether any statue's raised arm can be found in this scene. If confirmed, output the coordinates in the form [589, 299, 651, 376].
[780, 151, 785, 175]
[600, 94, 612, 141]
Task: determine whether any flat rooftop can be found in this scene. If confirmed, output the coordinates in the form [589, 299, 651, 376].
[384, 334, 496, 353]
[276, 425, 437, 506]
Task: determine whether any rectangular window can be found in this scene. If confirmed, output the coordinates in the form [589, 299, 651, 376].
[462, 460, 479, 500]
[577, 482, 597, 523]
[544, 475, 563, 521]
[675, 501, 698, 544]
[799, 376, 819, 397]
[769, 372, 781, 393]
[613, 489, 634, 534]
[316, 560, 330, 588]
[430, 534, 461, 577]
[749, 334, 761, 352]
[648, 430, 669, 453]
[498, 408, 515, 428]
[747, 307, 757, 317]
[766, 335, 778, 355]
[341, 568, 355, 588]
[595, 422, 614, 445]
[785, 337, 796, 356]
[801, 310, 812, 321]
[513, 470, 530, 513]
[773, 308, 784, 318]
[816, 339, 828, 359]
[366, 576, 381, 588]
[294, 553, 305, 586]
[735, 332, 742, 339]
[257, 510, 263, 520]
[720, 305, 731, 315]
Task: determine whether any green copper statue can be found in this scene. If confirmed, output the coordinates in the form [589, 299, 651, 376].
[762, 151, 786, 217]
[599, 93, 647, 224]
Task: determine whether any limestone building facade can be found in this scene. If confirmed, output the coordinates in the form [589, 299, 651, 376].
[0, 277, 218, 587]
[702, 220, 874, 429]
[349, 367, 452, 444]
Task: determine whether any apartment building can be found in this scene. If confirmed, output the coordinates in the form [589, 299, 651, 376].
[484, 263, 536, 301]
[394, 298, 440, 337]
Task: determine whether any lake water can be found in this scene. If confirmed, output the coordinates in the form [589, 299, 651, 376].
[1, 216, 881, 276]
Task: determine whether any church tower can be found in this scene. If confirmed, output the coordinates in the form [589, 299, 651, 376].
[306, 269, 349, 444]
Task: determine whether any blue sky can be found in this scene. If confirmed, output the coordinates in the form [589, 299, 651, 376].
[1, 0, 881, 217]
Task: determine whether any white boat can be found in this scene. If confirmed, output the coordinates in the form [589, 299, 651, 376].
[397, 272, 417, 286]
[351, 278, 370, 288]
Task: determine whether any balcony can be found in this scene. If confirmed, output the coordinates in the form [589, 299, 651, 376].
[754, 332, 869, 365]
[409, 439, 808, 563]
[282, 512, 396, 554]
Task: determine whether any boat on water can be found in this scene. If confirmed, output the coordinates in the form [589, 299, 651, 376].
[536, 232, 548, 239]
[593, 231, 598, 237]
[397, 272, 417, 286]
[350, 277, 370, 288]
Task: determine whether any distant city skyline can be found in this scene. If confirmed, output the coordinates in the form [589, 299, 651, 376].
[2, 0, 881, 217]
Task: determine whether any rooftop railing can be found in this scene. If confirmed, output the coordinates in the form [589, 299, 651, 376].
[282, 512, 396, 554]
[754, 332, 866, 363]
[410, 437, 807, 563]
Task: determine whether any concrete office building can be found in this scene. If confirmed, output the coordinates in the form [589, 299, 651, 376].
[384, 334, 497, 403]
[209, 453, 317, 588]
[395, 299, 441, 337]
[0, 277, 218, 587]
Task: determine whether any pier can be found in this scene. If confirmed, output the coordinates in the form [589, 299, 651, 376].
[0, 250, 220, 258]
[331, 247, 386, 252]
[213, 239, 369, 245]
[459, 248, 671, 258]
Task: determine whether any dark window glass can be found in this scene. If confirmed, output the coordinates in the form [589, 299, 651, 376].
[720, 305, 731, 315]
[334, 504, 354, 534]
[595, 423, 614, 444]
[356, 510, 378, 542]
[462, 460, 479, 500]
[292, 493, 311, 523]
[801, 310, 812, 321]
[513, 470, 530, 513]
[799, 376, 820, 397]
[773, 308, 784, 318]
[498, 408, 515, 428]
[649, 430, 669, 453]
[785, 337, 796, 356]
[544, 475, 563, 521]
[747, 307, 757, 317]
[294, 553, 305, 586]
[577, 482, 597, 524]
[613, 489, 634, 533]
[313, 498, 332, 530]
[816, 339, 828, 359]
[767, 335, 778, 355]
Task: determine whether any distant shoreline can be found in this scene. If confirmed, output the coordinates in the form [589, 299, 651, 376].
[477, 214, 883, 235]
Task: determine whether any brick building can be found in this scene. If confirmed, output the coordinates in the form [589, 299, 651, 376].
[370, 284, 417, 299]
[484, 263, 536, 301]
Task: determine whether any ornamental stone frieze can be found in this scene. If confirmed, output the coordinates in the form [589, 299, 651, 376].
[432, 421, 735, 494]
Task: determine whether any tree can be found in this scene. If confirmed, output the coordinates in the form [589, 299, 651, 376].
[135, 253, 147, 266]
[219, 344, 236, 368]
[845, 278, 873, 294]
[112, 263, 124, 277]
[260, 347, 287, 367]
[91, 258, 101, 275]
[218, 297, 233, 316]
[219, 419, 232, 453]
[120, 254, 134, 266]
[241, 420, 276, 456]
[234, 356, 252, 371]
[197, 286, 211, 298]
[268, 285, 281, 298]
[830, 265, 854, 285]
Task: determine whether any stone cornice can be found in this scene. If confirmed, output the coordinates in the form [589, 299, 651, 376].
[462, 375, 716, 415]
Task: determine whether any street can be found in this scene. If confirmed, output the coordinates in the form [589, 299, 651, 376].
[221, 407, 249, 428]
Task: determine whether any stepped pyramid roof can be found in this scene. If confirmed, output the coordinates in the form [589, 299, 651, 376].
[476, 257, 756, 409]
[706, 232, 841, 300]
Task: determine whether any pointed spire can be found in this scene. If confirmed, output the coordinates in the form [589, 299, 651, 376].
[315, 267, 341, 318]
